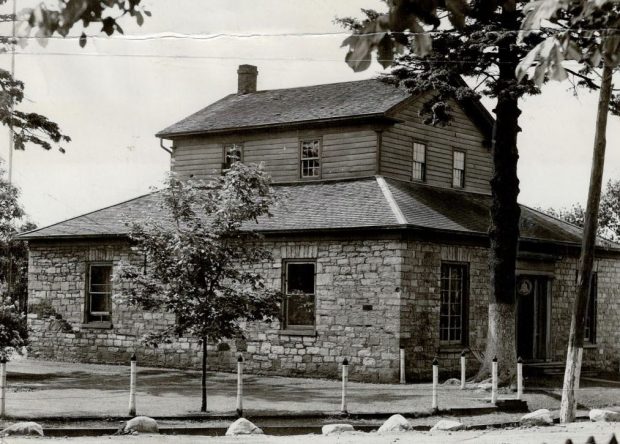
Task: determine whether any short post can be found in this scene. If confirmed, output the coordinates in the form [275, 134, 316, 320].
[399, 348, 406, 384]
[128, 354, 137, 416]
[341, 358, 349, 415]
[460, 350, 467, 390]
[432, 356, 438, 411]
[236, 355, 244, 417]
[491, 356, 498, 404]
[0, 357, 6, 418]
[517, 356, 523, 400]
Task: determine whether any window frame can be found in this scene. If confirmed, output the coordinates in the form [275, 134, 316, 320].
[584, 272, 598, 344]
[84, 262, 113, 325]
[282, 260, 316, 331]
[299, 138, 322, 180]
[223, 143, 244, 169]
[452, 149, 466, 189]
[439, 262, 469, 346]
[412, 141, 427, 182]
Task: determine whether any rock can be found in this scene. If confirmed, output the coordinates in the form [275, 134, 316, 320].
[225, 418, 264, 436]
[520, 409, 554, 426]
[430, 419, 464, 431]
[477, 382, 493, 391]
[1, 421, 44, 436]
[124, 416, 159, 434]
[322, 424, 354, 435]
[377, 414, 412, 433]
[443, 378, 461, 386]
[589, 409, 620, 422]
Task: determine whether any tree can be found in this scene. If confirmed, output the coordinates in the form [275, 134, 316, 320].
[516, 0, 619, 422]
[115, 162, 281, 412]
[339, 0, 543, 382]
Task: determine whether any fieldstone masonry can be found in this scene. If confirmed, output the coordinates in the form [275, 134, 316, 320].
[26, 237, 620, 382]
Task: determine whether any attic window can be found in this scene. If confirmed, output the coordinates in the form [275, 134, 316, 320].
[452, 150, 465, 188]
[300, 139, 321, 178]
[224, 143, 243, 168]
[412, 142, 426, 181]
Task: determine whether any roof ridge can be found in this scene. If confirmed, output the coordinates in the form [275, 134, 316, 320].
[376, 176, 407, 225]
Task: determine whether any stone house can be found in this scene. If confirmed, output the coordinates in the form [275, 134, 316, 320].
[22, 65, 620, 382]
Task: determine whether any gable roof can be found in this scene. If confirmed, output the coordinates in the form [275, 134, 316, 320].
[20, 177, 619, 253]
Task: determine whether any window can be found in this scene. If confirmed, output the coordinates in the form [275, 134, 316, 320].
[300, 139, 321, 178]
[585, 273, 598, 344]
[283, 261, 316, 330]
[223, 143, 243, 168]
[87, 264, 112, 323]
[452, 150, 465, 188]
[440, 263, 468, 345]
[412, 142, 426, 181]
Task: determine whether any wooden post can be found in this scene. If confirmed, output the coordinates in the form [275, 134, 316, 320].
[0, 357, 6, 418]
[399, 348, 406, 384]
[517, 356, 523, 400]
[460, 350, 466, 390]
[432, 356, 438, 411]
[128, 354, 137, 416]
[491, 356, 498, 404]
[341, 358, 349, 414]
[236, 355, 243, 417]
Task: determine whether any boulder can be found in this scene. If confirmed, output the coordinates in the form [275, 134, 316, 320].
[322, 424, 354, 435]
[124, 416, 159, 434]
[377, 414, 412, 433]
[1, 421, 44, 436]
[430, 419, 464, 431]
[477, 382, 493, 391]
[589, 409, 620, 422]
[520, 409, 553, 426]
[443, 378, 461, 386]
[225, 418, 264, 436]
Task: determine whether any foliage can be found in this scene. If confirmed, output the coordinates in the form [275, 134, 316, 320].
[0, 294, 27, 361]
[114, 162, 281, 346]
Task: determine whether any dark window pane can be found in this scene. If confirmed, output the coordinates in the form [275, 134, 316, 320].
[287, 294, 314, 326]
[91, 266, 111, 287]
[91, 294, 109, 314]
[287, 263, 315, 294]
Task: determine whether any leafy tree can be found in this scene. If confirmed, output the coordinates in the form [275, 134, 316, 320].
[115, 162, 281, 412]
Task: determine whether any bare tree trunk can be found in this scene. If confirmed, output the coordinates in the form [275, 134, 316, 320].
[559, 63, 613, 423]
[201, 336, 208, 412]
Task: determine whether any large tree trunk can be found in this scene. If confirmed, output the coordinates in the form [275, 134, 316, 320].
[201, 336, 208, 412]
[559, 63, 613, 423]
[476, 0, 521, 383]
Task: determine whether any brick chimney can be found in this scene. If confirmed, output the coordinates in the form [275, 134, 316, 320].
[237, 65, 258, 94]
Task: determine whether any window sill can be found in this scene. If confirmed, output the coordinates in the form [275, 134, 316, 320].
[81, 322, 113, 330]
[279, 329, 316, 337]
[439, 345, 467, 354]
[583, 343, 598, 349]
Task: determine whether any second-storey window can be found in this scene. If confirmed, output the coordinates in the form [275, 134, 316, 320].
[440, 263, 468, 345]
[300, 139, 321, 178]
[86, 263, 113, 323]
[452, 150, 465, 188]
[223, 143, 243, 168]
[412, 142, 426, 181]
[283, 261, 316, 330]
[585, 273, 598, 344]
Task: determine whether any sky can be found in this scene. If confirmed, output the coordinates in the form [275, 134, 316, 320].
[0, 0, 619, 228]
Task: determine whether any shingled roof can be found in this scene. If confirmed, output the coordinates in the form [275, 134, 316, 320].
[20, 177, 617, 251]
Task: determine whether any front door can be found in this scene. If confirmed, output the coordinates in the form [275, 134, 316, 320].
[516, 275, 551, 361]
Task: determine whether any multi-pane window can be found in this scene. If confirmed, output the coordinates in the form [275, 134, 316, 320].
[585, 273, 598, 344]
[452, 150, 465, 188]
[283, 261, 316, 330]
[87, 264, 112, 322]
[412, 142, 426, 181]
[440, 263, 468, 344]
[223, 143, 243, 168]
[300, 139, 321, 178]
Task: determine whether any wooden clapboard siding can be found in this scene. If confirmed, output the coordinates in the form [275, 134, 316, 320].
[171, 125, 378, 182]
[381, 94, 492, 194]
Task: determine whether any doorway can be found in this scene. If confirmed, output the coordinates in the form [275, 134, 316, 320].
[516, 275, 551, 361]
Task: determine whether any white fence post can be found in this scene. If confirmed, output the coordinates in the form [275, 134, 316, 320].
[128, 354, 137, 416]
[0, 357, 6, 418]
[460, 350, 466, 390]
[400, 348, 406, 384]
[236, 355, 244, 417]
[491, 356, 498, 404]
[341, 358, 349, 414]
[432, 356, 438, 411]
[517, 356, 523, 400]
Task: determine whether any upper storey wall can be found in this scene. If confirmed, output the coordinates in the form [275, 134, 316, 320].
[381, 94, 492, 194]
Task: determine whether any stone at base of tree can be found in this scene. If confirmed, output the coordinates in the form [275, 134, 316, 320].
[443, 378, 461, 386]
[589, 409, 620, 422]
[124, 416, 159, 434]
[1, 421, 44, 436]
[225, 418, 264, 436]
[322, 424, 354, 435]
[378, 414, 412, 433]
[477, 382, 493, 392]
[520, 409, 553, 426]
[430, 419, 464, 431]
